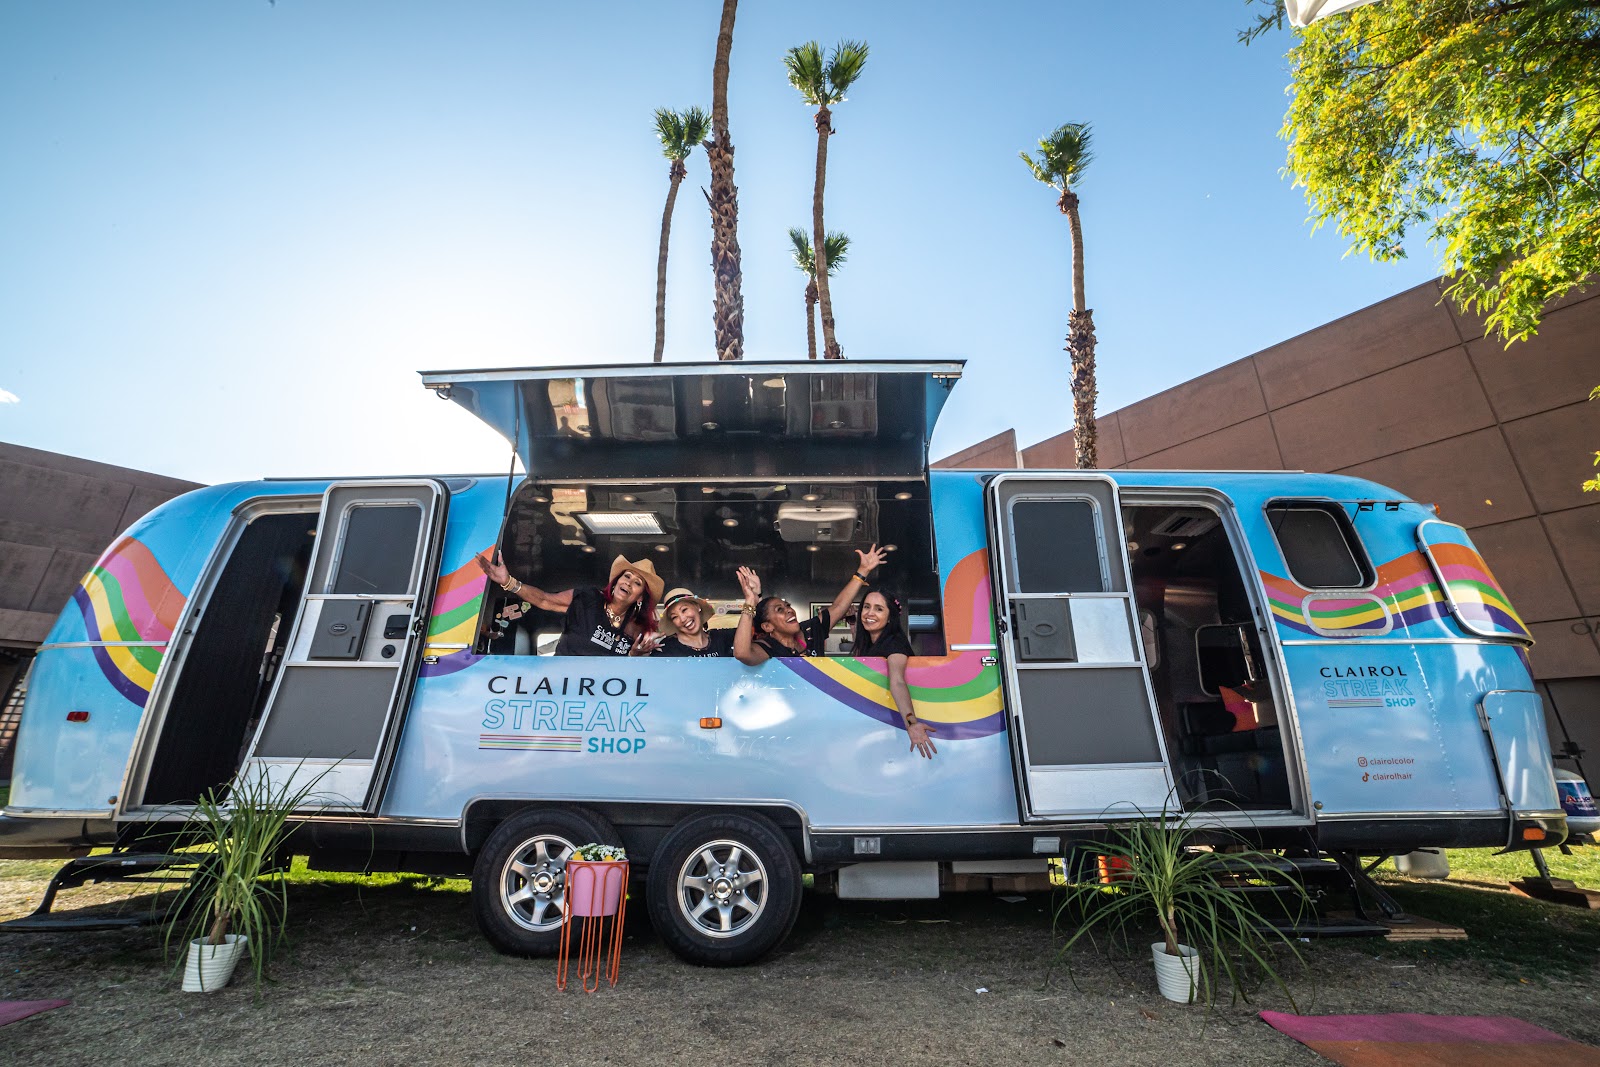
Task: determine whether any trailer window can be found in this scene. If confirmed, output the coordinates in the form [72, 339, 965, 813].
[1264, 503, 1371, 590]
[331, 504, 423, 594]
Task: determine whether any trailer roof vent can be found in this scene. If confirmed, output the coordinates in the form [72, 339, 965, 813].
[1151, 511, 1218, 539]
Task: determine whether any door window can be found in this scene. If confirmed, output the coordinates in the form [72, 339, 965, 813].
[1008, 498, 1106, 593]
[330, 505, 423, 595]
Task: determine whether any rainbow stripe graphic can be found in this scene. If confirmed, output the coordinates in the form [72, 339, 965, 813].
[479, 734, 583, 752]
[421, 547, 493, 676]
[70, 535, 186, 706]
[1422, 535, 1530, 640]
[781, 549, 1005, 740]
[1263, 540, 1528, 642]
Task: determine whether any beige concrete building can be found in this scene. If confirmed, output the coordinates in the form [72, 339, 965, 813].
[937, 278, 1599, 763]
[0, 443, 199, 778]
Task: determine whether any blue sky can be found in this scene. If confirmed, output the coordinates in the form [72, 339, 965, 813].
[0, 2, 1439, 483]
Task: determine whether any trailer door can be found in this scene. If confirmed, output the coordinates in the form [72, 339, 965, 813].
[241, 480, 447, 812]
[987, 474, 1173, 819]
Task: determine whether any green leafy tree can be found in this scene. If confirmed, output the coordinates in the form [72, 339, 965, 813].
[788, 228, 850, 360]
[1242, 0, 1599, 490]
[652, 106, 709, 364]
[1021, 122, 1100, 468]
[707, 0, 744, 361]
[784, 39, 869, 360]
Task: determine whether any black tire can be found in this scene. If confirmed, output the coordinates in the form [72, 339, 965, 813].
[471, 806, 619, 957]
[646, 810, 802, 967]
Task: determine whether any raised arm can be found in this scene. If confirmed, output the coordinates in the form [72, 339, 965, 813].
[475, 551, 574, 613]
[886, 653, 937, 759]
[733, 566, 769, 666]
[825, 544, 885, 625]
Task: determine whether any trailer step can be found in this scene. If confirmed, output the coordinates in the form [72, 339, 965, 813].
[0, 852, 197, 934]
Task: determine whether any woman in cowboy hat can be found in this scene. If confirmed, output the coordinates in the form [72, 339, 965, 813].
[655, 587, 735, 658]
[475, 551, 665, 657]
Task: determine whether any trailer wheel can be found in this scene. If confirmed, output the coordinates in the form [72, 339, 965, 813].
[471, 806, 619, 957]
[646, 811, 801, 967]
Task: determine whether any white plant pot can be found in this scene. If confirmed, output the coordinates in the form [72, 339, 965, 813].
[1150, 942, 1200, 1003]
[183, 934, 248, 993]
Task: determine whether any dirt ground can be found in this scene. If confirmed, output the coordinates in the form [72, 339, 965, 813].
[2, 865, 1598, 1067]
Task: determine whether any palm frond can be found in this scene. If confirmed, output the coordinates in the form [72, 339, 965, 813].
[654, 106, 710, 161]
[1019, 149, 1055, 189]
[821, 230, 850, 275]
[788, 227, 814, 273]
[1035, 121, 1095, 187]
[783, 41, 827, 104]
[824, 39, 870, 99]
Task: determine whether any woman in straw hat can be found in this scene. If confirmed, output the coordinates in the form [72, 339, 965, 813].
[475, 551, 665, 657]
[655, 588, 735, 658]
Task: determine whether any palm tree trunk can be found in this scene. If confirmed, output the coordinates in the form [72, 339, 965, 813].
[804, 278, 818, 360]
[708, 0, 744, 361]
[654, 161, 686, 364]
[1063, 195, 1097, 468]
[811, 106, 842, 359]
[208, 909, 230, 946]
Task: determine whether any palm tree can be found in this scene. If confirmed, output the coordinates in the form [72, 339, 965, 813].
[707, 0, 744, 361]
[783, 39, 868, 360]
[652, 106, 709, 364]
[1021, 122, 1099, 468]
[787, 228, 850, 361]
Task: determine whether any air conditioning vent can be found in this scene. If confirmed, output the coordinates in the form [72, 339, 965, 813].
[1151, 511, 1219, 538]
[776, 502, 859, 543]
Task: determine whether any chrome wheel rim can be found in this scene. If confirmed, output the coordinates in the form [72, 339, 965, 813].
[676, 838, 768, 939]
[499, 833, 577, 932]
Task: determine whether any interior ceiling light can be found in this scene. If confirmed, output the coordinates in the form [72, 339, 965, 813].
[722, 518, 738, 527]
[531, 494, 550, 504]
[621, 494, 636, 503]
[806, 544, 819, 552]
[701, 421, 719, 431]
[578, 512, 665, 535]
[581, 545, 596, 553]
[654, 544, 669, 553]
[802, 493, 820, 502]
[894, 491, 912, 500]
[1171, 542, 1188, 551]
[701, 486, 716, 494]
[772, 484, 787, 492]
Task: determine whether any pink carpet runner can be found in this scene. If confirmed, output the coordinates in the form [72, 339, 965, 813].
[0, 1000, 69, 1027]
[1260, 1011, 1600, 1066]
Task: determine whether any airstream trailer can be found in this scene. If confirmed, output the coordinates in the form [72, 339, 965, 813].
[0, 361, 1563, 965]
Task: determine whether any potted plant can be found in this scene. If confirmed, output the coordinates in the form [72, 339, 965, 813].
[166, 766, 326, 992]
[1054, 806, 1307, 1007]
[565, 843, 628, 917]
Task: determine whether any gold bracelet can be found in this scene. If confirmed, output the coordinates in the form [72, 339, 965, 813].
[740, 603, 756, 617]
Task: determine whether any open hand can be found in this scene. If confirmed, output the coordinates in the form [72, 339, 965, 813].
[475, 551, 509, 587]
[737, 565, 762, 603]
[632, 632, 665, 656]
[856, 544, 887, 577]
[907, 720, 939, 760]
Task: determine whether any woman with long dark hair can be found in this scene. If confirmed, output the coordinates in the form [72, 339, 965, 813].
[851, 587, 938, 759]
[475, 552, 664, 657]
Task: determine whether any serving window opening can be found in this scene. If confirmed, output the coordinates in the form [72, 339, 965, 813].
[478, 479, 943, 657]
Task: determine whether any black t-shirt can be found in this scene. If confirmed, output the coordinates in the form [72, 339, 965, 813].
[852, 627, 913, 659]
[754, 608, 830, 659]
[555, 586, 637, 657]
[656, 628, 736, 658]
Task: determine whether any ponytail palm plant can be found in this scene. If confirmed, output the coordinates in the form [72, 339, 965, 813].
[784, 39, 868, 360]
[167, 765, 328, 988]
[1021, 122, 1100, 467]
[787, 227, 849, 361]
[652, 106, 710, 363]
[1054, 806, 1307, 1008]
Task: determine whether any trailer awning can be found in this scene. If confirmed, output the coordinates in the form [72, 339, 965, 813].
[418, 361, 964, 481]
